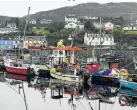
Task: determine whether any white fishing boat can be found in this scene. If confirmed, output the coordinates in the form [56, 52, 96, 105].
[50, 39, 83, 83]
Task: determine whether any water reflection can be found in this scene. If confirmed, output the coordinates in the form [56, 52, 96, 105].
[0, 72, 136, 110]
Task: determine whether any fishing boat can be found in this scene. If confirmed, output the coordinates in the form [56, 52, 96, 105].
[50, 39, 83, 83]
[6, 73, 28, 82]
[119, 88, 137, 107]
[28, 44, 53, 78]
[4, 58, 29, 75]
[120, 80, 137, 90]
[90, 53, 124, 87]
[120, 88, 137, 97]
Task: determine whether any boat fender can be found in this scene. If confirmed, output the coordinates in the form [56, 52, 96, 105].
[51, 67, 56, 73]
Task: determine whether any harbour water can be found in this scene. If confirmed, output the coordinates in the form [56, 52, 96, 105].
[0, 72, 136, 110]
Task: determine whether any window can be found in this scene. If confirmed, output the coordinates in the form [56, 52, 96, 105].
[70, 24, 73, 26]
[5, 41, 7, 44]
[59, 51, 63, 55]
[110, 38, 112, 41]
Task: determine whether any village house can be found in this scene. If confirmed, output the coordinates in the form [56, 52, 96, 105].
[0, 28, 19, 34]
[64, 22, 84, 30]
[27, 19, 37, 24]
[0, 36, 14, 49]
[7, 23, 17, 29]
[85, 16, 98, 20]
[13, 35, 22, 48]
[40, 19, 52, 24]
[65, 14, 78, 23]
[123, 24, 137, 31]
[93, 22, 105, 29]
[23, 36, 47, 49]
[104, 22, 114, 31]
[84, 33, 115, 46]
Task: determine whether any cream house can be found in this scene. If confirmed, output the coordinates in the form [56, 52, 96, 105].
[104, 22, 114, 31]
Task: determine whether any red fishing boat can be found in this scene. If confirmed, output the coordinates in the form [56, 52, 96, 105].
[4, 59, 29, 75]
[6, 74, 28, 81]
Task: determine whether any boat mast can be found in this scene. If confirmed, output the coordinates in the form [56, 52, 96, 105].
[22, 7, 31, 56]
[22, 82, 29, 110]
[99, 17, 102, 49]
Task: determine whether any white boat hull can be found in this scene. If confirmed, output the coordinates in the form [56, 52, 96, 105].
[50, 72, 82, 83]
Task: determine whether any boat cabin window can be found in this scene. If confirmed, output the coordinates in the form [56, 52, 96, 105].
[59, 51, 63, 55]
[53, 50, 58, 55]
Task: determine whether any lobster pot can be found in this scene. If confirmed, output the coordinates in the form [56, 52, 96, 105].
[51, 86, 63, 99]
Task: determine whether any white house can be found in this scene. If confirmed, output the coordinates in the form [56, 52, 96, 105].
[40, 19, 52, 24]
[7, 23, 17, 29]
[84, 33, 115, 46]
[123, 25, 137, 31]
[27, 19, 37, 24]
[64, 22, 77, 29]
[104, 22, 114, 31]
[77, 23, 84, 30]
[64, 22, 84, 30]
[0, 28, 19, 34]
[85, 16, 98, 20]
[65, 14, 78, 23]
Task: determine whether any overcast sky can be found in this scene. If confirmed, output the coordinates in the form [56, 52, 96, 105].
[0, 0, 137, 17]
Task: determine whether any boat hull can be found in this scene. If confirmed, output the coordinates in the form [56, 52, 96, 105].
[120, 88, 137, 97]
[91, 75, 120, 87]
[6, 66, 28, 75]
[120, 80, 137, 90]
[50, 72, 82, 83]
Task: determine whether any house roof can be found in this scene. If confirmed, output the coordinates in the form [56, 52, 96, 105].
[65, 14, 77, 18]
[0, 36, 14, 40]
[7, 23, 16, 27]
[86, 33, 113, 38]
[24, 36, 47, 41]
[0, 28, 18, 31]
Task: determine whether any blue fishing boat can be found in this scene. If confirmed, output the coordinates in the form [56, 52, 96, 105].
[120, 88, 137, 97]
[120, 80, 137, 90]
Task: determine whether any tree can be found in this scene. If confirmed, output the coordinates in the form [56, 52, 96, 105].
[113, 28, 124, 43]
[48, 21, 65, 32]
[84, 20, 95, 32]
[111, 17, 125, 26]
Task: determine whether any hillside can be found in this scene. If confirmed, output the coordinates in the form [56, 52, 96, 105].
[26, 2, 137, 21]
[0, 15, 12, 26]
[1, 2, 137, 24]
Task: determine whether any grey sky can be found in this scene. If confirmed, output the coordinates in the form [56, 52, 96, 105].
[0, 0, 137, 17]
